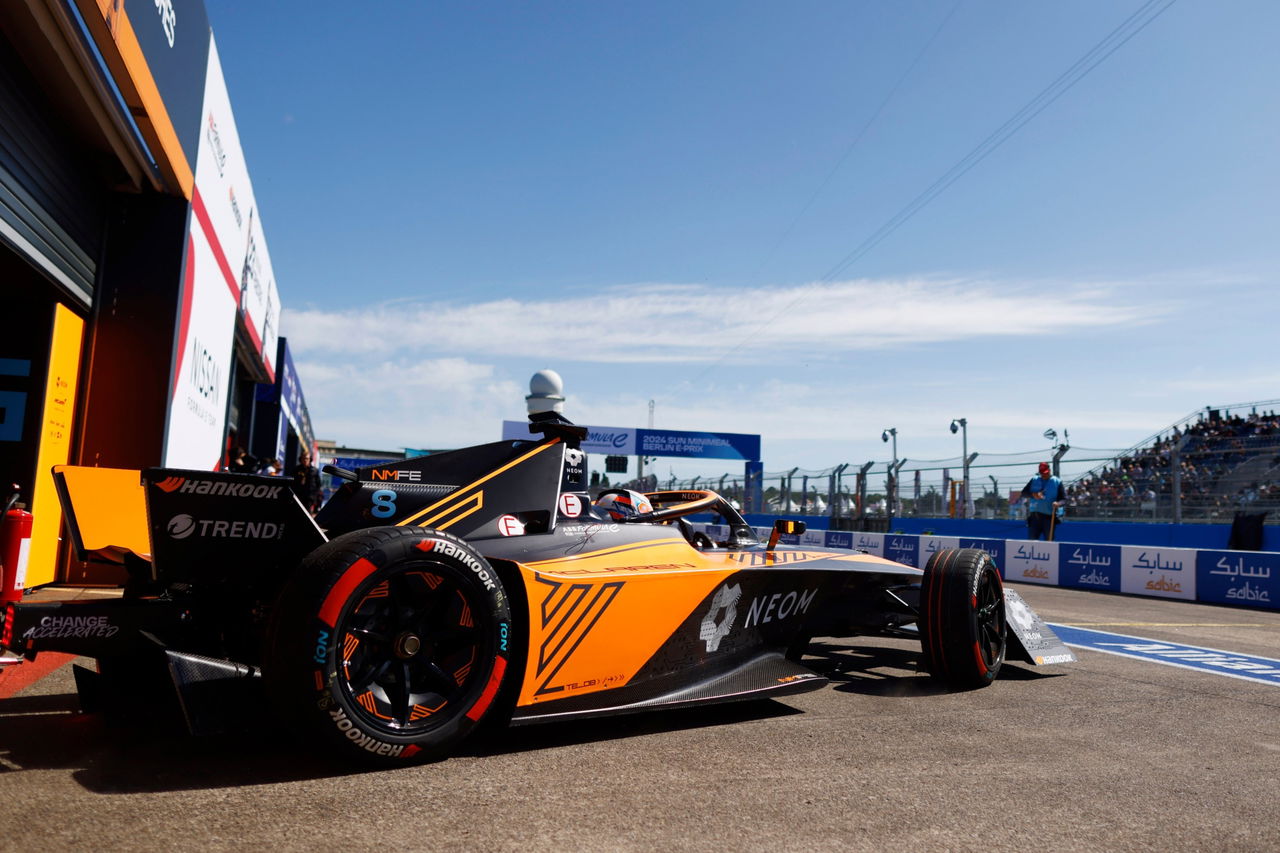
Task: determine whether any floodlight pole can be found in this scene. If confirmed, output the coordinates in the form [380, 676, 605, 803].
[951, 418, 968, 518]
[881, 428, 897, 527]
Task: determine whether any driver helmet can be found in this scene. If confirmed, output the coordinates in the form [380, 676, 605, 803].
[594, 489, 653, 521]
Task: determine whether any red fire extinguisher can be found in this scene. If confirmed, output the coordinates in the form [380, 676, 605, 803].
[1, 485, 33, 603]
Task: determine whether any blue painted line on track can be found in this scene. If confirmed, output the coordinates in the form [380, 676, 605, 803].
[1048, 624, 1280, 687]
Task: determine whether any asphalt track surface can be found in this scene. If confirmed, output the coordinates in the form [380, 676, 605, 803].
[1, 583, 1277, 852]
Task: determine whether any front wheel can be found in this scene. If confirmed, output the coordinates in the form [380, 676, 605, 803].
[265, 526, 513, 765]
[919, 548, 1005, 688]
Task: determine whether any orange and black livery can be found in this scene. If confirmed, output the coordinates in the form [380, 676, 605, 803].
[0, 412, 1071, 765]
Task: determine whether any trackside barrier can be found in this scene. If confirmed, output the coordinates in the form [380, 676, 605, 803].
[693, 524, 1278, 612]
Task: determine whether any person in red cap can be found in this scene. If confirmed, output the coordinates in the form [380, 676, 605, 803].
[1021, 461, 1065, 540]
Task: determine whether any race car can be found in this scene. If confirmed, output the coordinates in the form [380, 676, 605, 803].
[0, 412, 1072, 765]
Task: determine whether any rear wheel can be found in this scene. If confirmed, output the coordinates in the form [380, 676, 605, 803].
[266, 526, 513, 765]
[919, 548, 1005, 688]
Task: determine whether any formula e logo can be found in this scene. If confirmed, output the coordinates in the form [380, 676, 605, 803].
[167, 514, 197, 539]
[699, 583, 741, 653]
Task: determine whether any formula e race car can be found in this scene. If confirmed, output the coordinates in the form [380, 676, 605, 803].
[0, 413, 1072, 765]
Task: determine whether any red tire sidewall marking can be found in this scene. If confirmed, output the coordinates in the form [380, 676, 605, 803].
[319, 556, 380, 629]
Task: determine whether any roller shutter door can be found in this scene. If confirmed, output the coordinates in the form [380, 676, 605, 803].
[0, 29, 104, 308]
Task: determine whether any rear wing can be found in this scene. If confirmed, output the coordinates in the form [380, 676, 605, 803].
[53, 466, 152, 563]
[54, 466, 326, 584]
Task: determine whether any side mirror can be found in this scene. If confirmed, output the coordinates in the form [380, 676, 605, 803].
[767, 519, 806, 551]
[322, 464, 359, 483]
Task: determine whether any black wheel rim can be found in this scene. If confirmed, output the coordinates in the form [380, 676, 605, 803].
[336, 563, 489, 735]
[973, 568, 1006, 669]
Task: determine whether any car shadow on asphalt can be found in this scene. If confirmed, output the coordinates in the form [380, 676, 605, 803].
[465, 699, 803, 758]
[0, 689, 351, 792]
[0, 650, 1061, 792]
[800, 640, 1061, 696]
[0, 690, 804, 793]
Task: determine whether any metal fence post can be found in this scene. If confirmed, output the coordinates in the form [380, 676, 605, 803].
[1171, 438, 1182, 524]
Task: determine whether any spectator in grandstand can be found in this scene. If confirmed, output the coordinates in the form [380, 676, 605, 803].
[293, 448, 323, 514]
[1021, 461, 1065, 541]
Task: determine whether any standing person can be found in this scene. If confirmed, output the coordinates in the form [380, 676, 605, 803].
[293, 447, 323, 514]
[1021, 461, 1065, 541]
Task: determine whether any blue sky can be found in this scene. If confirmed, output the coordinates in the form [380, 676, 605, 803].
[207, 1, 1278, 482]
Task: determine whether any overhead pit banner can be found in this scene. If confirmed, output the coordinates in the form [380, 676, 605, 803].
[502, 421, 760, 461]
[77, 0, 212, 195]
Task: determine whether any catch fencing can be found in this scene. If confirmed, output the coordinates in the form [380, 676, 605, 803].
[654, 436, 1280, 527]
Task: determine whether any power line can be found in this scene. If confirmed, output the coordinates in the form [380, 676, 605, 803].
[744, 0, 964, 287]
[679, 0, 1178, 392]
[819, 0, 1178, 283]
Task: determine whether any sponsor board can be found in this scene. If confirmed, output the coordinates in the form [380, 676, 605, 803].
[1120, 545, 1196, 601]
[197, 37, 280, 380]
[959, 538, 1005, 573]
[163, 229, 237, 470]
[502, 420, 636, 455]
[501, 422, 761, 461]
[637, 428, 760, 461]
[851, 531, 884, 556]
[1003, 540, 1059, 585]
[823, 530, 853, 550]
[1196, 550, 1278, 610]
[883, 534, 918, 567]
[1060, 544, 1121, 591]
[800, 529, 826, 548]
[918, 535, 961, 567]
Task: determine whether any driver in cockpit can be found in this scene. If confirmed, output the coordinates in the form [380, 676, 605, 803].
[592, 489, 654, 521]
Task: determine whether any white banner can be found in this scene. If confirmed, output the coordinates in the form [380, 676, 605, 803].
[162, 229, 237, 469]
[851, 531, 885, 556]
[194, 37, 280, 381]
[1004, 540, 1060, 585]
[799, 529, 826, 548]
[1120, 545, 1197, 601]
[918, 535, 961, 566]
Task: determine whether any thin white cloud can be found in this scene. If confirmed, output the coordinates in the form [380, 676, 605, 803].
[297, 357, 523, 449]
[283, 277, 1160, 365]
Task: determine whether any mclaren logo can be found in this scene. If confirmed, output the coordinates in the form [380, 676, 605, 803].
[533, 577, 624, 697]
[699, 583, 741, 653]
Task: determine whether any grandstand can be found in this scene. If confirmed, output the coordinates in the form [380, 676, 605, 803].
[1067, 401, 1280, 524]
[648, 399, 1280, 526]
